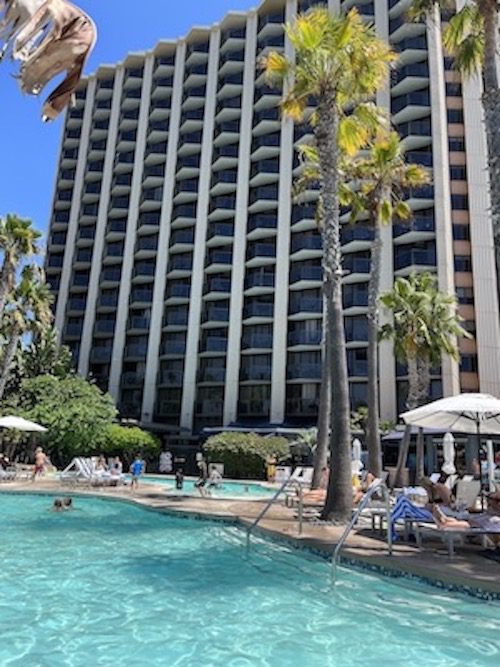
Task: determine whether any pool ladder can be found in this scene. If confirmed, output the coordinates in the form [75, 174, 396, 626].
[331, 481, 392, 584]
[245, 478, 305, 554]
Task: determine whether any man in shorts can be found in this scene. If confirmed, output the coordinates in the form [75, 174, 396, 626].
[32, 447, 48, 482]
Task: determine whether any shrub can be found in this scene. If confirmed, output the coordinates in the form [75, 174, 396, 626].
[203, 432, 289, 479]
[0, 374, 116, 466]
[99, 424, 161, 467]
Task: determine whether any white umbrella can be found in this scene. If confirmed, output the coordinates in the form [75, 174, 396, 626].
[441, 432, 456, 475]
[351, 438, 363, 476]
[0, 416, 47, 432]
[401, 393, 500, 497]
[401, 393, 500, 434]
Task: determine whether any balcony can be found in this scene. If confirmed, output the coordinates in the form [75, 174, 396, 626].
[91, 348, 112, 363]
[108, 219, 127, 234]
[207, 222, 234, 240]
[241, 333, 273, 349]
[291, 234, 321, 254]
[78, 227, 95, 241]
[343, 256, 371, 275]
[130, 289, 153, 303]
[64, 322, 83, 338]
[114, 151, 135, 166]
[203, 306, 230, 323]
[128, 316, 151, 330]
[122, 372, 146, 386]
[201, 337, 228, 352]
[239, 401, 271, 416]
[289, 297, 322, 315]
[394, 248, 436, 271]
[101, 268, 121, 282]
[133, 263, 156, 279]
[286, 398, 318, 416]
[169, 257, 193, 272]
[344, 289, 368, 309]
[170, 229, 195, 245]
[161, 340, 186, 355]
[67, 298, 86, 311]
[205, 277, 231, 294]
[240, 366, 272, 381]
[94, 320, 115, 334]
[341, 226, 375, 247]
[393, 213, 435, 238]
[244, 272, 275, 289]
[124, 344, 148, 358]
[198, 368, 226, 383]
[158, 370, 184, 385]
[247, 215, 277, 235]
[98, 294, 118, 308]
[243, 302, 274, 319]
[137, 235, 158, 251]
[288, 329, 322, 346]
[289, 265, 322, 284]
[206, 250, 232, 267]
[163, 308, 189, 327]
[287, 363, 321, 380]
[47, 255, 63, 268]
[165, 283, 191, 299]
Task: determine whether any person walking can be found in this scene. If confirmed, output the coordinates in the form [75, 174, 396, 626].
[130, 454, 145, 492]
[32, 446, 47, 482]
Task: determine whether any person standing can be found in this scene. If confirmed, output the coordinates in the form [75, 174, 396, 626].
[175, 468, 184, 490]
[130, 454, 145, 492]
[32, 447, 47, 482]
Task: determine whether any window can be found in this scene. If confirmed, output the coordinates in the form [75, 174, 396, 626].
[446, 82, 462, 97]
[460, 355, 478, 373]
[444, 57, 454, 70]
[463, 320, 476, 335]
[454, 255, 472, 272]
[447, 109, 464, 124]
[456, 286, 474, 305]
[449, 137, 465, 152]
[450, 165, 467, 181]
[451, 194, 469, 210]
[453, 224, 470, 241]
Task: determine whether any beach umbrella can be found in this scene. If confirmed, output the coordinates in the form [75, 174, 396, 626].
[441, 432, 456, 476]
[401, 393, 500, 497]
[400, 394, 500, 435]
[351, 438, 363, 476]
[0, 416, 47, 432]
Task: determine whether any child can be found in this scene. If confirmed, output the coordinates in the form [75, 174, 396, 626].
[175, 468, 184, 490]
[130, 454, 145, 491]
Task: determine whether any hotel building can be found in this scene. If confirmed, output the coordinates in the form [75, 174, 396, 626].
[45, 0, 500, 440]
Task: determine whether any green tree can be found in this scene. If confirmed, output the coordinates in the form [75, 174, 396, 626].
[0, 214, 41, 316]
[99, 424, 161, 468]
[341, 131, 429, 477]
[1, 374, 117, 466]
[410, 0, 500, 301]
[380, 273, 469, 484]
[263, 7, 394, 520]
[0, 265, 53, 400]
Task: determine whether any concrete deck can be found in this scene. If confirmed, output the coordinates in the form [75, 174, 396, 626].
[2, 477, 499, 598]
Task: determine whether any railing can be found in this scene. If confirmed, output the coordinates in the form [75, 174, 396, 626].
[331, 480, 392, 584]
[246, 478, 304, 554]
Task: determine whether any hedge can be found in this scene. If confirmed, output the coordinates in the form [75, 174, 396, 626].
[203, 432, 289, 479]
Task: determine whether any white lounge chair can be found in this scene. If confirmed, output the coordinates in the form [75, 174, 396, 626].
[414, 523, 496, 558]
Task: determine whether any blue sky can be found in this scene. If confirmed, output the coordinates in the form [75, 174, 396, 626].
[0, 0, 254, 240]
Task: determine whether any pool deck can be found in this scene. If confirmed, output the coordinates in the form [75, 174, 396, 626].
[2, 477, 499, 599]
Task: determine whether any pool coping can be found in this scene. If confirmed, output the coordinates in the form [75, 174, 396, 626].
[2, 485, 500, 602]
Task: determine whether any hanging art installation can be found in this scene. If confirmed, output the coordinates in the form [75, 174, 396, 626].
[0, 0, 96, 121]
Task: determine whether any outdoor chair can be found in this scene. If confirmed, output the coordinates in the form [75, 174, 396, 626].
[414, 523, 497, 558]
[0, 467, 16, 482]
[453, 479, 481, 511]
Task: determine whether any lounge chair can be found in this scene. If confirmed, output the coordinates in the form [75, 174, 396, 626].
[0, 467, 16, 482]
[414, 523, 497, 558]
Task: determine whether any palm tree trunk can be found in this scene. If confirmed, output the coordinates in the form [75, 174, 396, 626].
[0, 324, 20, 400]
[393, 353, 419, 487]
[312, 304, 331, 489]
[366, 214, 383, 478]
[0, 262, 13, 317]
[480, 0, 500, 301]
[314, 93, 352, 522]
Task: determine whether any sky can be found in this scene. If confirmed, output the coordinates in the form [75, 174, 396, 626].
[0, 0, 255, 241]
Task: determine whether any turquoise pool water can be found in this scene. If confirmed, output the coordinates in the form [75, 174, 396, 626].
[2, 494, 500, 666]
[141, 475, 275, 498]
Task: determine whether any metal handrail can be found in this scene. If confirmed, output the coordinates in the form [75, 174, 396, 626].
[245, 478, 304, 554]
[331, 481, 392, 584]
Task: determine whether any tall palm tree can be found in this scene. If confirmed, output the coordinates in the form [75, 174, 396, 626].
[263, 7, 394, 520]
[341, 131, 429, 477]
[410, 0, 500, 299]
[0, 214, 41, 317]
[380, 272, 469, 485]
[0, 265, 53, 400]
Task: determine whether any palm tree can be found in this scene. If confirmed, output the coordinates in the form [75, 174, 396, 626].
[0, 265, 53, 400]
[409, 0, 500, 299]
[263, 7, 394, 520]
[0, 214, 41, 317]
[341, 131, 429, 477]
[380, 272, 469, 485]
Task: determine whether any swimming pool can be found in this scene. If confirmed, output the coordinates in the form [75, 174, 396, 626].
[141, 475, 276, 498]
[2, 494, 500, 666]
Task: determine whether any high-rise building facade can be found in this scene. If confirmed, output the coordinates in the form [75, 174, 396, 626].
[46, 0, 500, 438]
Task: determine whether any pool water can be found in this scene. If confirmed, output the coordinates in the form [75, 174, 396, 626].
[141, 475, 275, 498]
[2, 494, 500, 666]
